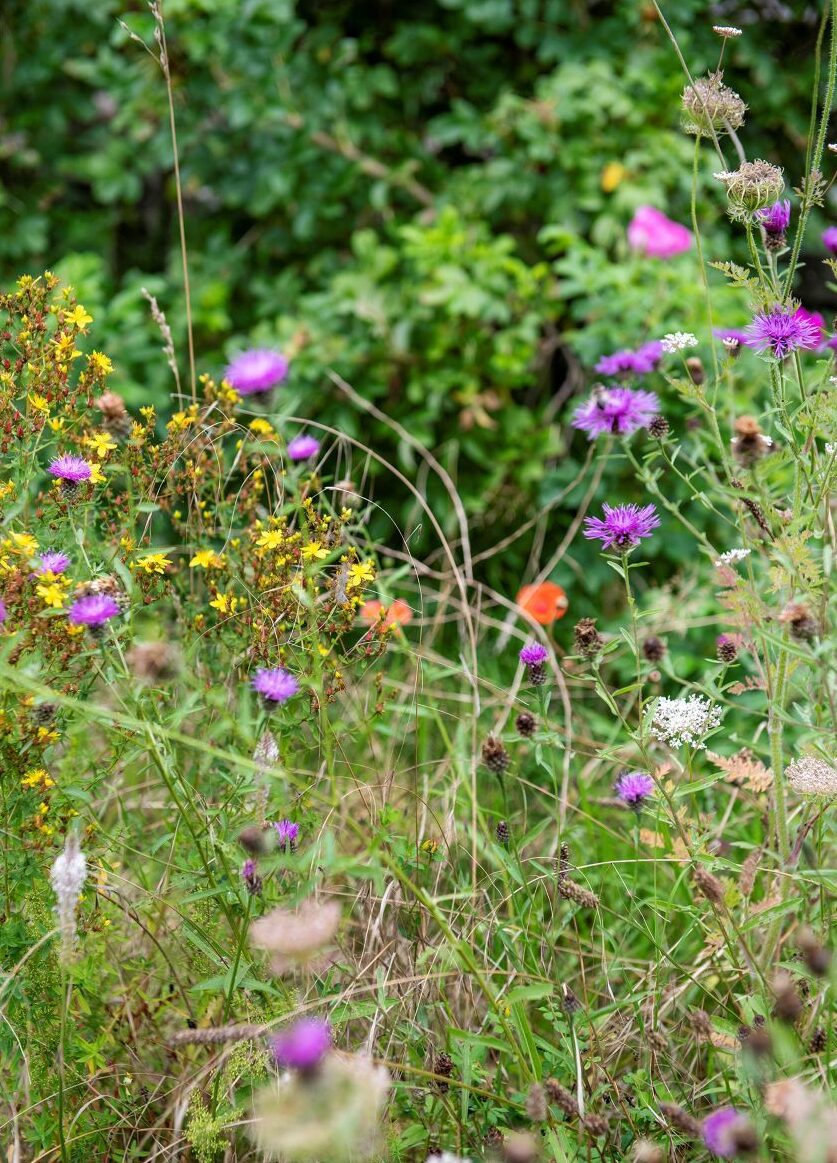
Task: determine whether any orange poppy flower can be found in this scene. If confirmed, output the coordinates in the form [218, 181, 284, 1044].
[516, 581, 568, 626]
[360, 598, 413, 630]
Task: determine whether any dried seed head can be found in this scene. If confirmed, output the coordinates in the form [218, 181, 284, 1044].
[239, 825, 271, 856]
[771, 971, 803, 1023]
[632, 1142, 666, 1163]
[682, 72, 746, 137]
[573, 617, 603, 658]
[526, 1083, 548, 1123]
[779, 601, 817, 642]
[693, 865, 725, 905]
[716, 634, 739, 663]
[642, 636, 666, 663]
[484, 1127, 505, 1152]
[432, 1051, 454, 1091]
[714, 160, 785, 220]
[482, 734, 510, 775]
[515, 711, 537, 738]
[732, 414, 773, 466]
[250, 898, 341, 975]
[558, 878, 600, 909]
[582, 1113, 609, 1139]
[96, 390, 133, 439]
[660, 1102, 702, 1138]
[544, 1079, 579, 1119]
[558, 842, 570, 882]
[738, 847, 762, 896]
[797, 927, 832, 976]
[31, 702, 58, 725]
[690, 1009, 713, 1040]
[809, 1026, 827, 1053]
[502, 1132, 538, 1163]
[127, 639, 181, 682]
[561, 984, 582, 1014]
[685, 356, 705, 385]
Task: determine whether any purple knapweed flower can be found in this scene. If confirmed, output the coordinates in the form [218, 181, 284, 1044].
[37, 552, 71, 576]
[252, 667, 300, 704]
[627, 206, 692, 258]
[595, 341, 664, 378]
[713, 327, 750, 350]
[270, 1017, 331, 1073]
[756, 199, 791, 235]
[241, 858, 263, 896]
[224, 348, 289, 396]
[48, 455, 92, 483]
[572, 386, 660, 439]
[822, 226, 837, 255]
[746, 306, 822, 359]
[0, 599, 6, 625]
[67, 594, 121, 626]
[287, 435, 321, 461]
[583, 503, 660, 553]
[702, 1107, 749, 1158]
[519, 642, 549, 666]
[614, 770, 655, 808]
[275, 818, 300, 852]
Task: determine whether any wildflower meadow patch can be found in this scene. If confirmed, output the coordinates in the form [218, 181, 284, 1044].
[0, 6, 836, 1163]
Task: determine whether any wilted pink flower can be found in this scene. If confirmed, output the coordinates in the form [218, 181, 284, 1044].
[627, 206, 692, 258]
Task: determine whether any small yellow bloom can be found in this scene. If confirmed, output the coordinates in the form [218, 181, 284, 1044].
[0, 482, 14, 502]
[301, 541, 328, 562]
[209, 592, 239, 614]
[85, 431, 118, 459]
[601, 161, 627, 192]
[346, 560, 375, 590]
[134, 552, 171, 576]
[256, 530, 285, 551]
[53, 333, 82, 361]
[249, 418, 276, 438]
[139, 406, 156, 422]
[28, 393, 51, 414]
[48, 418, 65, 433]
[35, 583, 67, 609]
[89, 351, 113, 375]
[9, 532, 38, 555]
[37, 726, 60, 744]
[63, 305, 93, 330]
[89, 463, 106, 484]
[21, 768, 55, 790]
[189, 549, 224, 569]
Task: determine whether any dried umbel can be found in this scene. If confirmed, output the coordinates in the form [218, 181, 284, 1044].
[250, 898, 341, 975]
[731, 415, 772, 466]
[714, 160, 784, 221]
[682, 72, 746, 137]
[785, 755, 837, 797]
[250, 1053, 389, 1162]
[50, 831, 88, 962]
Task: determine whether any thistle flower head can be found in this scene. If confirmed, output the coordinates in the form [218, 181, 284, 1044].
[252, 667, 300, 704]
[224, 348, 289, 396]
[822, 226, 837, 255]
[50, 832, 87, 961]
[746, 306, 821, 359]
[48, 455, 92, 483]
[650, 694, 723, 750]
[756, 199, 791, 235]
[37, 552, 71, 576]
[583, 502, 660, 552]
[270, 1017, 332, 1073]
[594, 341, 664, 377]
[572, 386, 659, 438]
[0, 599, 7, 625]
[614, 770, 655, 808]
[67, 594, 121, 626]
[714, 160, 784, 220]
[702, 1107, 752, 1158]
[681, 72, 746, 137]
[287, 435, 321, 461]
[627, 207, 692, 258]
[519, 642, 549, 666]
[275, 818, 300, 850]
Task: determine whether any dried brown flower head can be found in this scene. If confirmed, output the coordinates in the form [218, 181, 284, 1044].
[127, 639, 181, 682]
[682, 72, 746, 137]
[731, 415, 772, 466]
[778, 601, 817, 642]
[482, 734, 510, 775]
[573, 617, 603, 657]
[250, 898, 341, 975]
[707, 748, 773, 793]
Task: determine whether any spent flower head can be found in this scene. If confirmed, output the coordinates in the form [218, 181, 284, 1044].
[714, 160, 784, 220]
[785, 756, 837, 797]
[583, 503, 660, 553]
[681, 72, 746, 137]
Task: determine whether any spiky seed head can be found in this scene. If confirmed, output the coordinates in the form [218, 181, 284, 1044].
[496, 820, 511, 846]
[648, 414, 669, 439]
[544, 1079, 579, 1119]
[714, 160, 784, 220]
[682, 72, 746, 137]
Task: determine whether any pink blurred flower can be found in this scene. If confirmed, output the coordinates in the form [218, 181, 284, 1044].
[627, 206, 692, 259]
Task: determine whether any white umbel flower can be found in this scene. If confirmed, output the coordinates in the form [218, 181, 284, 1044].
[50, 832, 87, 961]
[661, 332, 699, 353]
[713, 24, 742, 37]
[714, 547, 751, 566]
[786, 756, 837, 797]
[650, 695, 723, 749]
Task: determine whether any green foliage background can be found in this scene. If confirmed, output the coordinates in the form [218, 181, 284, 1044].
[0, 0, 829, 589]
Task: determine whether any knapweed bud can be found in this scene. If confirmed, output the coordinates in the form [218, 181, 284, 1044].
[682, 72, 746, 137]
[685, 356, 705, 384]
[482, 734, 510, 775]
[432, 1051, 454, 1092]
[573, 617, 603, 658]
[731, 415, 772, 466]
[716, 634, 739, 663]
[515, 711, 537, 738]
[241, 858, 263, 896]
[796, 927, 831, 976]
[809, 1026, 827, 1053]
[714, 160, 785, 221]
[771, 971, 803, 1023]
[239, 825, 270, 856]
[642, 636, 666, 662]
[496, 820, 511, 846]
[648, 414, 670, 439]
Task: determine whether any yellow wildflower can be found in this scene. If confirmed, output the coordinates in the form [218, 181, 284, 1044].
[63, 305, 93, 330]
[89, 351, 113, 375]
[21, 768, 55, 790]
[35, 583, 67, 609]
[89, 463, 106, 484]
[601, 161, 627, 192]
[37, 726, 60, 744]
[249, 418, 276, 438]
[301, 541, 328, 562]
[0, 482, 14, 502]
[85, 431, 118, 459]
[346, 560, 375, 590]
[48, 418, 65, 433]
[139, 406, 156, 422]
[53, 333, 82, 362]
[189, 549, 224, 569]
[209, 592, 239, 614]
[134, 552, 171, 576]
[28, 393, 51, 414]
[256, 530, 285, 551]
[9, 532, 38, 555]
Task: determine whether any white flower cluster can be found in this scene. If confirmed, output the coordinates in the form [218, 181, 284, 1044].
[713, 24, 743, 37]
[786, 756, 837, 797]
[50, 832, 88, 961]
[722, 336, 741, 348]
[825, 442, 836, 456]
[427, 1155, 472, 1163]
[650, 695, 723, 750]
[714, 547, 751, 567]
[661, 332, 699, 354]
